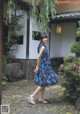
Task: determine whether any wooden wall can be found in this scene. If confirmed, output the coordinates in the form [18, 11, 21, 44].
[56, 0, 80, 12]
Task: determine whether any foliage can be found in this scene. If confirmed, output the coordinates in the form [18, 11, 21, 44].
[59, 22, 80, 104]
[7, 0, 23, 56]
[5, 55, 16, 64]
[71, 41, 80, 54]
[71, 22, 80, 55]
[2, 56, 8, 83]
[59, 56, 80, 103]
[2, 55, 16, 83]
[3, 0, 23, 83]
[76, 21, 80, 38]
[31, 0, 56, 32]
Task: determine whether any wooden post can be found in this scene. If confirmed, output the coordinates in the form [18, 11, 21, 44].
[0, 0, 3, 106]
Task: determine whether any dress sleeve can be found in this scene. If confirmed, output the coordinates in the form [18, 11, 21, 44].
[41, 45, 45, 49]
[38, 44, 45, 53]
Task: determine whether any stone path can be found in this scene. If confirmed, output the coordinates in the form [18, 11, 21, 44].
[16, 109, 55, 114]
[2, 79, 80, 114]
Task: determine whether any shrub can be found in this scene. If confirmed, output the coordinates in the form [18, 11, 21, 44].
[71, 41, 80, 54]
[2, 56, 8, 83]
[59, 56, 80, 103]
[2, 55, 16, 84]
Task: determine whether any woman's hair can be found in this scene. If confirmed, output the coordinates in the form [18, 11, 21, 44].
[37, 32, 48, 53]
[38, 32, 48, 40]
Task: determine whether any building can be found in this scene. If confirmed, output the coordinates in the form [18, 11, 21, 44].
[2, 0, 80, 79]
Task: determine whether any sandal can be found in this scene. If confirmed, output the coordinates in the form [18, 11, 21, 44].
[39, 98, 48, 104]
[27, 95, 35, 105]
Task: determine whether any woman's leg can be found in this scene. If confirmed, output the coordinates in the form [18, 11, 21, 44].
[28, 86, 44, 104]
[39, 87, 45, 99]
[31, 86, 44, 97]
[39, 87, 48, 103]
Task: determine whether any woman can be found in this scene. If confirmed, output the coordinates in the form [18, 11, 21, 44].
[28, 33, 58, 105]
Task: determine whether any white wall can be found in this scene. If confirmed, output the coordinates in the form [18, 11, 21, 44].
[50, 24, 62, 58]
[29, 17, 49, 59]
[61, 23, 76, 57]
[50, 22, 76, 58]
[14, 11, 27, 59]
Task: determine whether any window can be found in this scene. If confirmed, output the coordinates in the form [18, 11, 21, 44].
[32, 31, 40, 40]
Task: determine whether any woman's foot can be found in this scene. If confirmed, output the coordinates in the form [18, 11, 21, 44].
[27, 95, 35, 105]
[39, 98, 48, 104]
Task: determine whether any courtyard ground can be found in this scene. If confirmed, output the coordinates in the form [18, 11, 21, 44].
[2, 79, 80, 114]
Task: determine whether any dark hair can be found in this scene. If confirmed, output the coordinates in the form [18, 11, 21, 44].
[39, 32, 48, 40]
[37, 33, 48, 53]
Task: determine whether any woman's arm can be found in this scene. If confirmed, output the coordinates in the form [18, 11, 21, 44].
[34, 46, 45, 74]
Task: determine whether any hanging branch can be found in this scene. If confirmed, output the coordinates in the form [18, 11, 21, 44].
[7, 0, 23, 37]
[7, 0, 23, 56]
[31, 0, 56, 32]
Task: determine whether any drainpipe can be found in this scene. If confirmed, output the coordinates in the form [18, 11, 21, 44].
[26, 11, 30, 58]
[0, 0, 3, 106]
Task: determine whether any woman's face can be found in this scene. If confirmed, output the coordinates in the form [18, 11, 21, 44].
[42, 37, 48, 44]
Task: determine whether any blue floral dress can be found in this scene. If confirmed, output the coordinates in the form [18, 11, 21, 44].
[34, 43, 58, 86]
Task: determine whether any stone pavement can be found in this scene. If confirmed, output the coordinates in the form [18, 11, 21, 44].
[2, 79, 80, 114]
[16, 109, 55, 114]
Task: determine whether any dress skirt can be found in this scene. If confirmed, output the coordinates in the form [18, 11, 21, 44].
[34, 63, 58, 87]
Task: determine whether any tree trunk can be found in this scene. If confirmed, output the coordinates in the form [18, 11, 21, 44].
[0, 0, 3, 106]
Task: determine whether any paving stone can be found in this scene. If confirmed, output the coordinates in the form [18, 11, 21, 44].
[16, 109, 55, 114]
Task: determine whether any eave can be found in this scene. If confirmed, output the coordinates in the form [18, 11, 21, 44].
[51, 11, 80, 23]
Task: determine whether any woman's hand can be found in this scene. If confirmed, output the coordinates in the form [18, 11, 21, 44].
[34, 66, 39, 74]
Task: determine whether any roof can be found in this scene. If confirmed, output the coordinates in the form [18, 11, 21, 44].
[51, 11, 80, 23]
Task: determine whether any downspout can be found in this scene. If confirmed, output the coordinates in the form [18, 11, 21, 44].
[26, 10, 30, 58]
